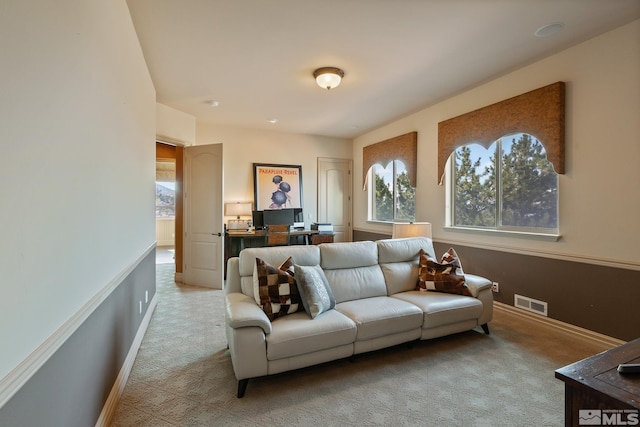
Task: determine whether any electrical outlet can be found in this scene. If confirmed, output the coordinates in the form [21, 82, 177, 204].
[491, 282, 499, 293]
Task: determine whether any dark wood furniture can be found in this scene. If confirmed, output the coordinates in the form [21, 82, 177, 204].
[264, 224, 291, 246]
[311, 233, 335, 245]
[224, 228, 333, 277]
[555, 338, 640, 427]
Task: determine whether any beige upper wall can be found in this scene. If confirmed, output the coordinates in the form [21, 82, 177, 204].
[156, 103, 196, 145]
[1, 0, 156, 380]
[353, 19, 640, 267]
[195, 124, 351, 224]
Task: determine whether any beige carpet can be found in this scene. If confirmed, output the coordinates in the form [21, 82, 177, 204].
[110, 263, 611, 426]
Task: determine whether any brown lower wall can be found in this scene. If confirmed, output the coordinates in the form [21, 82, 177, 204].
[353, 229, 640, 342]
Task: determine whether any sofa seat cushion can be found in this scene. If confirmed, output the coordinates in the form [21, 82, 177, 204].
[336, 296, 423, 341]
[266, 310, 357, 360]
[392, 291, 483, 329]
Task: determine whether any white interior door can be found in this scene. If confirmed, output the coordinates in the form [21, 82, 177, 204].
[183, 144, 223, 289]
[317, 158, 352, 242]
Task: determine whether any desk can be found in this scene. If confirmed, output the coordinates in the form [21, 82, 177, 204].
[224, 229, 334, 277]
[226, 229, 320, 250]
[555, 338, 640, 426]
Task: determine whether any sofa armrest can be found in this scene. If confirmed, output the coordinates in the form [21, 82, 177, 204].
[225, 293, 272, 334]
[464, 274, 492, 298]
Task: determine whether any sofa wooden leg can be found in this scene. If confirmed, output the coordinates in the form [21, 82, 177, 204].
[481, 323, 490, 335]
[237, 379, 249, 398]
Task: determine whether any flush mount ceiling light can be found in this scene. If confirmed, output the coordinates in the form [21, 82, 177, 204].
[313, 67, 344, 90]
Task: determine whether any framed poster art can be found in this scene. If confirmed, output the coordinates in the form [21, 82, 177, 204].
[253, 163, 303, 211]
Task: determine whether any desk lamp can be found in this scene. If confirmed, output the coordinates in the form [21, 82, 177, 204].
[225, 202, 252, 230]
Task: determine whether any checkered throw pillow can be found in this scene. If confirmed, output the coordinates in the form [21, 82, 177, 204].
[254, 257, 304, 321]
[417, 248, 472, 297]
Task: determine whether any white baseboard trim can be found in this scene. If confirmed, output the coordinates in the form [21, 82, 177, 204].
[175, 272, 183, 283]
[95, 293, 158, 427]
[0, 243, 156, 410]
[494, 302, 626, 348]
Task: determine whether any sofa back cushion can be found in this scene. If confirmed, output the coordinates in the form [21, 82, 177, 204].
[320, 241, 386, 303]
[238, 245, 320, 299]
[377, 237, 436, 295]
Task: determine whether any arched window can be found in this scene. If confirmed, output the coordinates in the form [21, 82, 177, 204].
[451, 133, 558, 233]
[363, 132, 417, 222]
[439, 82, 564, 237]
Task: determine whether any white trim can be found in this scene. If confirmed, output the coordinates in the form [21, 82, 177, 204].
[156, 134, 190, 147]
[95, 293, 158, 427]
[443, 225, 560, 242]
[175, 272, 183, 283]
[0, 243, 156, 409]
[352, 227, 640, 271]
[494, 302, 626, 348]
[435, 236, 640, 271]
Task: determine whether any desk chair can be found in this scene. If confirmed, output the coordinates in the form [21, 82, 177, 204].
[265, 224, 291, 246]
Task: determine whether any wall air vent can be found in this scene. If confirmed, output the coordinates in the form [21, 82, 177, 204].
[514, 294, 548, 317]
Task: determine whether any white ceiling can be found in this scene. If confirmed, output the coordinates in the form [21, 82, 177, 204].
[126, 0, 640, 140]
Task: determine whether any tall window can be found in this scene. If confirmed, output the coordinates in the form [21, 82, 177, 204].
[156, 160, 176, 217]
[156, 181, 175, 217]
[451, 133, 558, 233]
[370, 160, 415, 222]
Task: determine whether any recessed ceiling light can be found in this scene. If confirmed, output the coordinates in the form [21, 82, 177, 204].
[535, 22, 564, 38]
[267, 118, 279, 124]
[207, 100, 219, 107]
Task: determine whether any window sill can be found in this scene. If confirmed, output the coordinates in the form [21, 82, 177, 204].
[443, 226, 560, 242]
[366, 220, 394, 225]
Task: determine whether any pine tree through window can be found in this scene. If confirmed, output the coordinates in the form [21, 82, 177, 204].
[371, 160, 415, 222]
[452, 133, 558, 233]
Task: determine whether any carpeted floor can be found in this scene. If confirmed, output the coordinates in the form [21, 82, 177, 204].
[110, 263, 611, 426]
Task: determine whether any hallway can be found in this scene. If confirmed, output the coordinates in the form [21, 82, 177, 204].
[156, 246, 175, 265]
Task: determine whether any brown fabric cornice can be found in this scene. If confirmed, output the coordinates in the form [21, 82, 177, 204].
[437, 82, 565, 185]
[362, 131, 417, 189]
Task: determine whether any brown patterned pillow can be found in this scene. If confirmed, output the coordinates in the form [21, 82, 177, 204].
[417, 248, 472, 297]
[254, 257, 304, 321]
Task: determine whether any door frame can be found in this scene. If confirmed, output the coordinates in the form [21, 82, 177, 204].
[155, 140, 184, 280]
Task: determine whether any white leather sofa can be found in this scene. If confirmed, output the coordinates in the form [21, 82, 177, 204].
[224, 237, 493, 397]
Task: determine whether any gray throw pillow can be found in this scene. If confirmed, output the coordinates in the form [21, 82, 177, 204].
[294, 264, 336, 319]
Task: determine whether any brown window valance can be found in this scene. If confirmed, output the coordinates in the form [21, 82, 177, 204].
[362, 131, 417, 189]
[437, 82, 565, 184]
